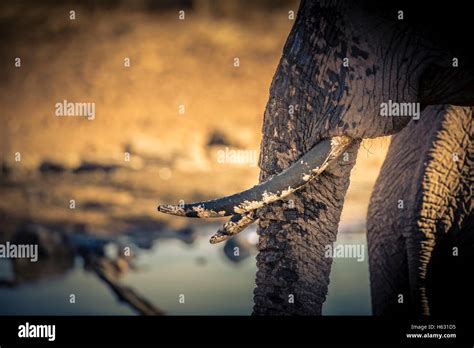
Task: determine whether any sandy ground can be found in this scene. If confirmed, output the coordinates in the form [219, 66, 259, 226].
[0, 3, 390, 237]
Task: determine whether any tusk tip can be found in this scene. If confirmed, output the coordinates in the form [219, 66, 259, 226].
[209, 232, 230, 244]
[157, 204, 185, 216]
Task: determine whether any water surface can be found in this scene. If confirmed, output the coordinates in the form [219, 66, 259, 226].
[0, 226, 370, 315]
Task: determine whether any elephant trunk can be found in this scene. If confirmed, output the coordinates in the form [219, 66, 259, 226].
[253, 141, 360, 315]
[252, 78, 361, 314]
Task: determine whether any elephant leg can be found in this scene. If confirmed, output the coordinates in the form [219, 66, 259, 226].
[412, 106, 473, 316]
[368, 105, 473, 316]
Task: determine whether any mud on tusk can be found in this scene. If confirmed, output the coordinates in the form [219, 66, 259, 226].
[157, 136, 352, 218]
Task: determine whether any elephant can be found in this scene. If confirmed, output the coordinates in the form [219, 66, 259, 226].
[158, 0, 473, 315]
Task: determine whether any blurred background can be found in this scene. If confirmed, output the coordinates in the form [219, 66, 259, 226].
[0, 0, 390, 315]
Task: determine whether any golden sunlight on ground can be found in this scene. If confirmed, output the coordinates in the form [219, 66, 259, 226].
[0, 2, 390, 236]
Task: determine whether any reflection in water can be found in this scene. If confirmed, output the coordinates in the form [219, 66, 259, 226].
[0, 223, 370, 315]
[1, 225, 75, 287]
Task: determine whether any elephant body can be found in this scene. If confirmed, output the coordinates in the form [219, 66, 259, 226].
[159, 0, 474, 316]
[253, 0, 423, 316]
[367, 105, 473, 316]
[252, 1, 473, 316]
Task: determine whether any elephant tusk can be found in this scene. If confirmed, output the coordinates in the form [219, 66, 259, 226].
[157, 135, 352, 218]
[209, 211, 258, 244]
